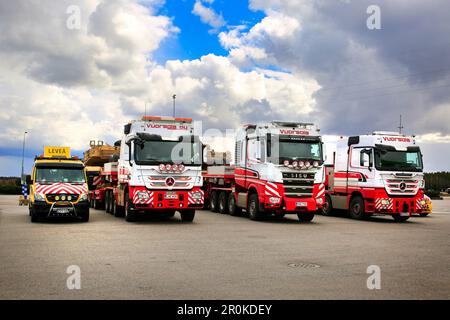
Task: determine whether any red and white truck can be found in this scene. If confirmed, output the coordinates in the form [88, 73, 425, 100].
[203, 121, 325, 221]
[109, 116, 204, 222]
[322, 131, 427, 222]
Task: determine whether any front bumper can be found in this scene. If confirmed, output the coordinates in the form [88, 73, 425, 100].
[264, 196, 318, 213]
[130, 187, 204, 210]
[32, 201, 89, 218]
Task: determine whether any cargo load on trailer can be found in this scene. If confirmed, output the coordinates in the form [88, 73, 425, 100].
[322, 131, 427, 222]
[83, 141, 120, 211]
[26, 146, 90, 222]
[203, 121, 325, 221]
[83, 140, 120, 166]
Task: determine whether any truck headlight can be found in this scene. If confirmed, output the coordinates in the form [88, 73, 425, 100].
[381, 199, 390, 206]
[34, 193, 45, 201]
[137, 191, 150, 199]
[79, 193, 88, 201]
[316, 198, 324, 204]
[419, 180, 425, 188]
[191, 192, 203, 199]
[269, 197, 280, 203]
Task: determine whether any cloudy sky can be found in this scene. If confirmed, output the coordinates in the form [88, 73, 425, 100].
[1, 0, 449, 176]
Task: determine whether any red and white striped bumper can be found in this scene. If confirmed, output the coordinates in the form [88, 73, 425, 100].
[130, 187, 204, 209]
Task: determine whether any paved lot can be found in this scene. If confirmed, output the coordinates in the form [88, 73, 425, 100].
[0, 194, 449, 299]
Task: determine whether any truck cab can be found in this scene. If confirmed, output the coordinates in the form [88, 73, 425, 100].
[116, 116, 204, 222]
[27, 147, 90, 222]
[234, 121, 325, 220]
[323, 131, 426, 222]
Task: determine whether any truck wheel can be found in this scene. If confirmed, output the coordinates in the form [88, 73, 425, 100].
[94, 196, 102, 211]
[298, 212, 315, 222]
[349, 196, 366, 220]
[210, 191, 219, 212]
[105, 192, 111, 213]
[393, 215, 409, 222]
[180, 210, 195, 222]
[322, 195, 333, 216]
[419, 213, 429, 217]
[165, 210, 176, 218]
[248, 193, 263, 221]
[30, 206, 39, 223]
[111, 195, 116, 216]
[89, 197, 94, 208]
[80, 211, 90, 222]
[114, 196, 124, 217]
[125, 192, 136, 222]
[228, 193, 242, 216]
[218, 192, 228, 214]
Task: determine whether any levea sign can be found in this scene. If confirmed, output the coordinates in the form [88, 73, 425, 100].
[44, 146, 71, 158]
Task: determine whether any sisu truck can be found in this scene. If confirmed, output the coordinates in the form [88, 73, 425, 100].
[26, 146, 90, 222]
[109, 116, 204, 222]
[322, 131, 427, 222]
[203, 121, 326, 221]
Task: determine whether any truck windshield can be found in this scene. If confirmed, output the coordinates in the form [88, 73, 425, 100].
[374, 150, 423, 172]
[36, 168, 86, 183]
[278, 140, 323, 163]
[134, 140, 202, 165]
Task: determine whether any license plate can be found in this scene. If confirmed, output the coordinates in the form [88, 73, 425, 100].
[400, 212, 409, 217]
[165, 192, 178, 199]
[56, 208, 70, 214]
[296, 202, 308, 207]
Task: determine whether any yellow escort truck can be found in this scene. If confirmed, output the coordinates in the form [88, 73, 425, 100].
[26, 146, 90, 222]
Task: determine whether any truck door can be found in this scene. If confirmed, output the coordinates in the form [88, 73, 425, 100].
[349, 147, 375, 188]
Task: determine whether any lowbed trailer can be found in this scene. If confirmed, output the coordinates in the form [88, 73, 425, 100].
[203, 121, 326, 221]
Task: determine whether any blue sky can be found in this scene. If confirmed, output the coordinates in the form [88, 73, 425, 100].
[152, 0, 264, 62]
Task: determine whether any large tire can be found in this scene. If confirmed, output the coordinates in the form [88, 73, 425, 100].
[114, 195, 124, 217]
[94, 195, 102, 211]
[165, 210, 176, 218]
[247, 193, 263, 221]
[80, 211, 90, 222]
[105, 192, 111, 213]
[111, 195, 116, 216]
[210, 191, 219, 213]
[298, 212, 315, 222]
[393, 215, 409, 222]
[349, 196, 366, 220]
[180, 210, 195, 222]
[218, 192, 228, 214]
[228, 193, 242, 216]
[124, 191, 137, 222]
[321, 195, 333, 216]
[30, 205, 39, 223]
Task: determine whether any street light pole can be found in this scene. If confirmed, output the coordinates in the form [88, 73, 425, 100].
[21, 131, 28, 184]
[172, 94, 176, 117]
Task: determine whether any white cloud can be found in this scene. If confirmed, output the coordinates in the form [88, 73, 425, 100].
[192, 0, 226, 31]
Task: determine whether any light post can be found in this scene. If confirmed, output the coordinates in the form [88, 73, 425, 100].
[172, 94, 176, 117]
[21, 131, 28, 184]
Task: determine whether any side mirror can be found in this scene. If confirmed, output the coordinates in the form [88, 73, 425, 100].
[361, 153, 370, 167]
[360, 149, 373, 170]
[26, 175, 32, 185]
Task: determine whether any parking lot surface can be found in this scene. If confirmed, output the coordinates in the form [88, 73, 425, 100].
[0, 195, 449, 299]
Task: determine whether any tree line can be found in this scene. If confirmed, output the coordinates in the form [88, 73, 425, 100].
[0, 177, 21, 194]
[424, 172, 450, 192]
